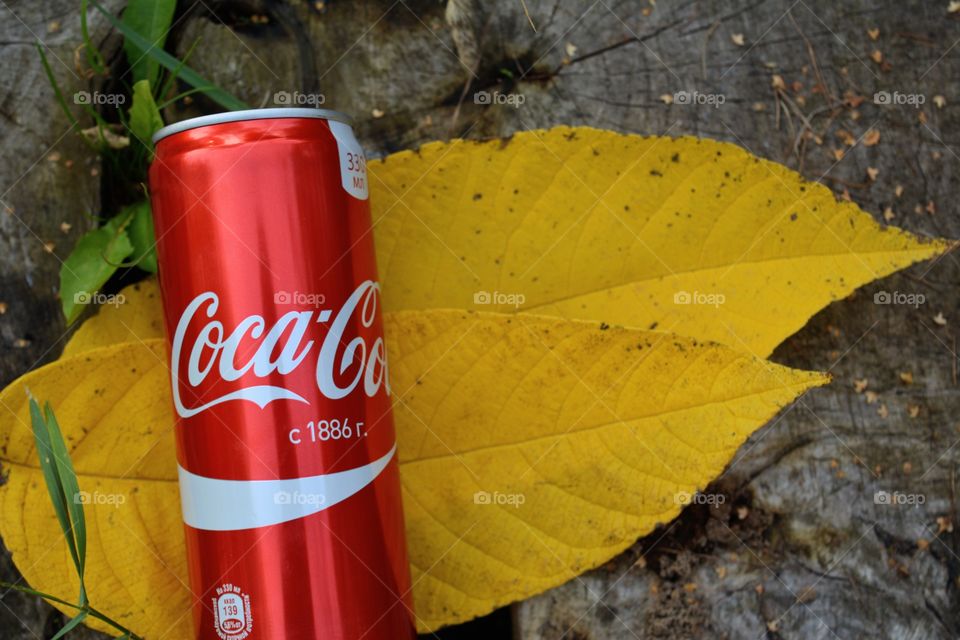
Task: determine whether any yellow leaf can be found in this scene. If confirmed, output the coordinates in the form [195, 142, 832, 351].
[60, 279, 160, 361]
[370, 126, 949, 356]
[0, 308, 826, 634]
[62, 279, 164, 357]
[390, 311, 825, 629]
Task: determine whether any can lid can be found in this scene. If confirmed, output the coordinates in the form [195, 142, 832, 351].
[152, 108, 353, 144]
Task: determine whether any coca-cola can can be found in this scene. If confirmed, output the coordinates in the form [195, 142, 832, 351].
[148, 108, 415, 640]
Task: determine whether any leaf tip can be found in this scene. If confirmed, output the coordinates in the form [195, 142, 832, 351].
[813, 370, 833, 388]
[784, 368, 832, 396]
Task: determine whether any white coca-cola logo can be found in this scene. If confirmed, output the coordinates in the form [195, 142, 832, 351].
[171, 280, 389, 418]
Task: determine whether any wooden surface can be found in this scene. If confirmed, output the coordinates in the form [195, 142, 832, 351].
[1, 1, 958, 638]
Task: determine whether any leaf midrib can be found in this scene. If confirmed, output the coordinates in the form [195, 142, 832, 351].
[401, 377, 822, 466]
[0, 377, 821, 481]
[517, 244, 943, 311]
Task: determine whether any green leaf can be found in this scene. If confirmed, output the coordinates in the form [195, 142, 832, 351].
[92, 0, 249, 111]
[60, 213, 135, 325]
[51, 610, 88, 640]
[121, 0, 176, 88]
[125, 201, 157, 273]
[127, 80, 164, 150]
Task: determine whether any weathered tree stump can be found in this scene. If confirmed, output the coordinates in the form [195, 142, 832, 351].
[1, 1, 957, 638]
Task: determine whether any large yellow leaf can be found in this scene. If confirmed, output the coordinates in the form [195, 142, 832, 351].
[0, 303, 826, 635]
[370, 126, 950, 356]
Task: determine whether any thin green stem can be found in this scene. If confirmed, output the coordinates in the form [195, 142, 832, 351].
[156, 85, 212, 110]
[80, 0, 107, 74]
[157, 37, 201, 102]
[0, 582, 144, 639]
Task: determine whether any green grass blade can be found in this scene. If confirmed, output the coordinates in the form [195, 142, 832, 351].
[51, 610, 88, 640]
[92, 0, 249, 111]
[35, 42, 112, 139]
[80, 0, 106, 74]
[28, 399, 82, 582]
[157, 36, 200, 101]
[43, 403, 87, 599]
[0, 582, 144, 639]
[35, 43, 82, 131]
[156, 85, 210, 111]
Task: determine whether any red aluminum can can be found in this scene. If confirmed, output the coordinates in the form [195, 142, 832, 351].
[148, 108, 415, 640]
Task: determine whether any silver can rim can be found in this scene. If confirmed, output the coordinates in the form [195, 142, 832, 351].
[152, 108, 353, 144]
